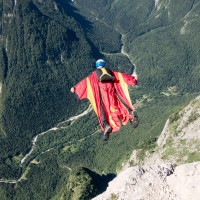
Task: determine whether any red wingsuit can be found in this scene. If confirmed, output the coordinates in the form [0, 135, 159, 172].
[73, 70, 137, 134]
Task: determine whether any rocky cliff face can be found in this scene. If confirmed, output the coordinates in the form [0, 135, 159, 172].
[93, 95, 200, 200]
[93, 162, 200, 200]
[148, 95, 200, 165]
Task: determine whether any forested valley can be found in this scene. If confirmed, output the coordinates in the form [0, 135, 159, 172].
[0, 0, 200, 199]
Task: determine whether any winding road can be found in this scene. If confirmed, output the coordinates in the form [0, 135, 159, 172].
[0, 4, 140, 184]
[0, 105, 93, 184]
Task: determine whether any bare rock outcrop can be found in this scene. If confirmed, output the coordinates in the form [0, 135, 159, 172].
[93, 96, 200, 200]
[167, 162, 200, 200]
[93, 162, 200, 200]
[123, 95, 200, 168]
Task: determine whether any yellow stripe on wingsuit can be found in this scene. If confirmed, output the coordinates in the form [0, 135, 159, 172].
[118, 73, 132, 105]
[87, 78, 97, 114]
[110, 106, 118, 113]
[109, 115, 117, 128]
[100, 68, 112, 80]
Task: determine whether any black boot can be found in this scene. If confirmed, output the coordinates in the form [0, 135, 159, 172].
[102, 124, 112, 141]
[130, 111, 139, 128]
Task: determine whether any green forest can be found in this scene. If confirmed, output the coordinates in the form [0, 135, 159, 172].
[0, 0, 200, 199]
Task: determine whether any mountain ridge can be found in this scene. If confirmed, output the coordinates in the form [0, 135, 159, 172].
[93, 95, 200, 200]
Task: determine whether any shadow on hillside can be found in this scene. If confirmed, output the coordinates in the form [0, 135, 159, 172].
[57, 0, 104, 61]
[85, 168, 116, 197]
[98, 173, 116, 191]
[57, 0, 92, 31]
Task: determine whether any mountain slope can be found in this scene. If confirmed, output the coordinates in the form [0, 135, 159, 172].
[74, 0, 200, 93]
[93, 162, 200, 200]
[123, 95, 200, 167]
[93, 95, 200, 200]
[0, 0, 95, 178]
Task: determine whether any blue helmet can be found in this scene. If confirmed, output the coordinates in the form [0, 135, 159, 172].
[95, 59, 105, 68]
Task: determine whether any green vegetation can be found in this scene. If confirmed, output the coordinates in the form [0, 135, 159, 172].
[0, 0, 200, 199]
[111, 193, 119, 200]
[162, 138, 200, 164]
[64, 167, 97, 200]
[0, 0, 95, 178]
[53, 166, 115, 200]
